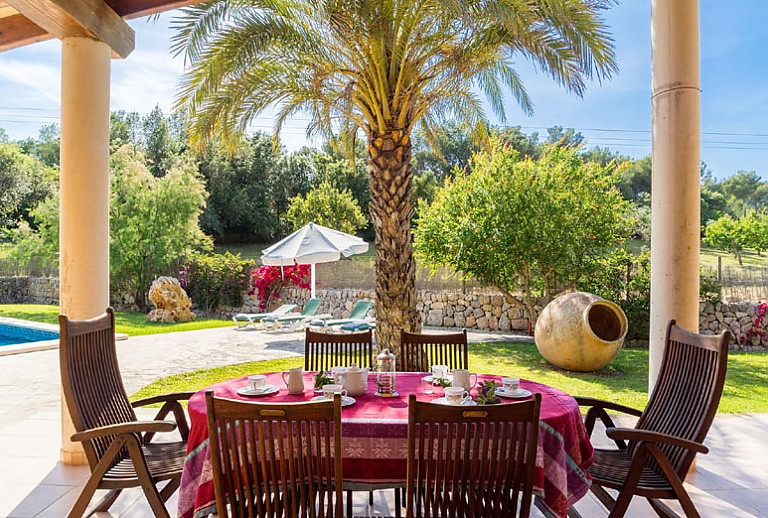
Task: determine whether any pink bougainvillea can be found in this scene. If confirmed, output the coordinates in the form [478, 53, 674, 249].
[744, 301, 767, 346]
[248, 263, 311, 310]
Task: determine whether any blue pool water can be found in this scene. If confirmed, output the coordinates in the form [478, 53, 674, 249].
[0, 322, 58, 347]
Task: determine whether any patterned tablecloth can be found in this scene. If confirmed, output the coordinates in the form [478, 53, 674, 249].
[178, 372, 593, 518]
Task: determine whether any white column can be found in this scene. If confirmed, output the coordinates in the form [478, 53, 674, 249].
[649, 0, 701, 389]
[59, 36, 112, 465]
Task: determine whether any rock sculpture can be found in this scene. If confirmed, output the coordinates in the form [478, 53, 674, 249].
[146, 276, 195, 323]
[534, 291, 627, 372]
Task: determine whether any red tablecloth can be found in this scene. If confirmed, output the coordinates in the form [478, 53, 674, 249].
[178, 372, 593, 518]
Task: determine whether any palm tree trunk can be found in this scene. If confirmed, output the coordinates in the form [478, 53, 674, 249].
[368, 128, 421, 354]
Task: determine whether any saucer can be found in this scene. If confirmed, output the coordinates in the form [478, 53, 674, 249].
[497, 387, 532, 399]
[237, 384, 279, 397]
[423, 375, 453, 385]
[310, 395, 356, 407]
[432, 396, 477, 406]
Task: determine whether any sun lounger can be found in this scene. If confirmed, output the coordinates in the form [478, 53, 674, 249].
[310, 300, 373, 328]
[261, 298, 331, 330]
[232, 304, 297, 328]
[339, 319, 376, 332]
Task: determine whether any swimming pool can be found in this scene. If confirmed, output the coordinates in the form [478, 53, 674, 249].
[0, 320, 59, 354]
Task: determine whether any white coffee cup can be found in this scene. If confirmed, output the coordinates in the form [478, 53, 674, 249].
[452, 369, 477, 391]
[431, 364, 449, 380]
[248, 374, 267, 391]
[444, 386, 469, 405]
[502, 377, 520, 394]
[322, 384, 347, 399]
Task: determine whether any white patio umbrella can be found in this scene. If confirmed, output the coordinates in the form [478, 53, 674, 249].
[261, 222, 369, 298]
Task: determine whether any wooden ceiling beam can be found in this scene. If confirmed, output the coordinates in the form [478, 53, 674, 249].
[0, 0, 201, 55]
[5, 0, 135, 57]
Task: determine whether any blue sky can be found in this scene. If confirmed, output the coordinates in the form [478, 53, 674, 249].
[0, 1, 766, 179]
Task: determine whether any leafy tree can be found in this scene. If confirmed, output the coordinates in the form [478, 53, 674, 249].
[286, 181, 367, 234]
[18, 124, 60, 167]
[196, 133, 281, 240]
[110, 110, 141, 149]
[0, 142, 57, 227]
[141, 105, 183, 177]
[271, 152, 313, 237]
[172, 0, 617, 350]
[719, 170, 768, 216]
[412, 169, 439, 209]
[412, 122, 476, 180]
[545, 126, 585, 147]
[494, 126, 542, 159]
[617, 155, 651, 204]
[0, 128, 9, 142]
[739, 212, 768, 256]
[110, 146, 212, 309]
[703, 216, 744, 265]
[415, 143, 631, 320]
[310, 149, 370, 215]
[4, 195, 59, 273]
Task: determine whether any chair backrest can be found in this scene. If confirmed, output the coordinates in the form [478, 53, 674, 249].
[59, 308, 136, 470]
[271, 304, 297, 316]
[304, 329, 374, 372]
[348, 300, 373, 320]
[634, 321, 730, 478]
[406, 394, 541, 518]
[301, 298, 321, 317]
[206, 393, 343, 518]
[399, 330, 468, 372]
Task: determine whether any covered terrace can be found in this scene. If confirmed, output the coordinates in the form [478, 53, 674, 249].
[1, 0, 764, 516]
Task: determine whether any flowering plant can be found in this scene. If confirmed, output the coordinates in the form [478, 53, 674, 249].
[474, 380, 501, 405]
[743, 301, 767, 346]
[248, 263, 311, 311]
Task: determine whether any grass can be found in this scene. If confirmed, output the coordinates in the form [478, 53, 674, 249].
[0, 304, 233, 336]
[131, 341, 768, 413]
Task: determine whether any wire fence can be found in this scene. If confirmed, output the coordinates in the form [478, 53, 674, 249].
[2, 254, 768, 301]
[704, 264, 768, 302]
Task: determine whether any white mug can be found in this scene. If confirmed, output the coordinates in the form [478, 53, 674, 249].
[281, 367, 305, 394]
[444, 386, 469, 405]
[322, 384, 347, 399]
[431, 364, 449, 380]
[502, 377, 520, 393]
[248, 374, 267, 391]
[452, 369, 477, 391]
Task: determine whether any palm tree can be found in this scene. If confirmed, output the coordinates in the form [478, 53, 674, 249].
[172, 0, 617, 352]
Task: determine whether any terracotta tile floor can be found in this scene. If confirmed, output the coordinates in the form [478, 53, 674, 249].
[1, 410, 766, 517]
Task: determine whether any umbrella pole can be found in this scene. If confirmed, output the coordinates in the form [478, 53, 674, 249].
[311, 263, 316, 299]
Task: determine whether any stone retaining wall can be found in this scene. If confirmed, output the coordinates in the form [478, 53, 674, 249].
[699, 301, 767, 351]
[246, 287, 545, 333]
[0, 276, 58, 305]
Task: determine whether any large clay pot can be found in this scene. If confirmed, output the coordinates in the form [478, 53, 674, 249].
[534, 292, 628, 372]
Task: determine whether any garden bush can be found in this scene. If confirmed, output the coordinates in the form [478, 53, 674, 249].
[179, 252, 256, 313]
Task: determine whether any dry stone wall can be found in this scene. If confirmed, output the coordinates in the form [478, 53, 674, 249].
[699, 301, 768, 351]
[248, 287, 544, 332]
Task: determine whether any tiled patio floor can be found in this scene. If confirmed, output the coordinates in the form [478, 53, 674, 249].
[1, 326, 766, 517]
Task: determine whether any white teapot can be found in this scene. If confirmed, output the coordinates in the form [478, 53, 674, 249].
[339, 363, 369, 397]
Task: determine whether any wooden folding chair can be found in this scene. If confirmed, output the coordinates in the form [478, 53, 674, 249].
[576, 321, 730, 517]
[60, 308, 192, 517]
[406, 393, 541, 518]
[206, 392, 344, 517]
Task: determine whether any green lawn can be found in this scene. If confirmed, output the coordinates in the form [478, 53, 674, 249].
[131, 341, 768, 414]
[0, 304, 232, 336]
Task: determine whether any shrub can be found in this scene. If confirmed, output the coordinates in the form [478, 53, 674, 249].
[249, 264, 311, 311]
[286, 181, 367, 234]
[179, 252, 256, 313]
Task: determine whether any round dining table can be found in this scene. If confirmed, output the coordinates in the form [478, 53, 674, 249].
[177, 372, 593, 518]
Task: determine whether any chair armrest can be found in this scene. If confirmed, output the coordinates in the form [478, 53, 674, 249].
[574, 396, 643, 417]
[71, 420, 177, 442]
[605, 427, 709, 454]
[131, 392, 195, 408]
